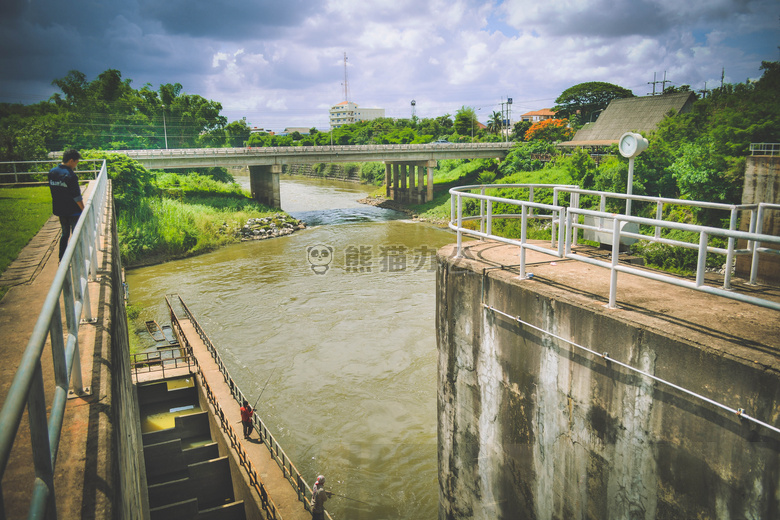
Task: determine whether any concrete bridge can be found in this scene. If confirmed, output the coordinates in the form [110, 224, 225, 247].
[114, 142, 515, 207]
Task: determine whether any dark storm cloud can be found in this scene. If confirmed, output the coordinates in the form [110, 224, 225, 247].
[503, 0, 761, 38]
[136, 0, 322, 40]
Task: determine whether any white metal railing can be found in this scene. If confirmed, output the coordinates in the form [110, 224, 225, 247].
[0, 160, 109, 519]
[88, 142, 513, 158]
[551, 186, 758, 290]
[449, 184, 780, 312]
[0, 159, 104, 184]
[750, 143, 780, 156]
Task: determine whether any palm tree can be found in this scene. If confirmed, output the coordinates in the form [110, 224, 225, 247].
[487, 111, 503, 135]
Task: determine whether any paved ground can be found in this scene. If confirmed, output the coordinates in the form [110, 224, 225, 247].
[0, 182, 114, 519]
[176, 318, 315, 520]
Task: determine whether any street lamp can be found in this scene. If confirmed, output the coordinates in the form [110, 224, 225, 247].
[162, 104, 169, 149]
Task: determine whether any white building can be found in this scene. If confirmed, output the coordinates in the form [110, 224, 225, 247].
[329, 101, 385, 129]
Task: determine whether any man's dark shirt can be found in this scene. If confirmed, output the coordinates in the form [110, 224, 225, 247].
[48, 164, 82, 216]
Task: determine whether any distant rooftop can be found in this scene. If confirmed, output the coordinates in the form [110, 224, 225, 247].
[521, 108, 557, 118]
[560, 91, 696, 148]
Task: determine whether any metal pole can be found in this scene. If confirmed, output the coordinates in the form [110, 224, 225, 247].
[626, 157, 634, 216]
[162, 106, 169, 149]
[608, 220, 620, 308]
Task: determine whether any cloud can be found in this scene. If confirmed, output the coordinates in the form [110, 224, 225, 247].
[0, 0, 777, 129]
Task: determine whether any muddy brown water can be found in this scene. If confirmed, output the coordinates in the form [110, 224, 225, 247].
[126, 176, 457, 519]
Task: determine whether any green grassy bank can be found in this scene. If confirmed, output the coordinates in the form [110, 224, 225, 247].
[0, 186, 53, 300]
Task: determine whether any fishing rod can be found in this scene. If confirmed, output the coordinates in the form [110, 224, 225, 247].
[328, 492, 370, 505]
[252, 367, 276, 410]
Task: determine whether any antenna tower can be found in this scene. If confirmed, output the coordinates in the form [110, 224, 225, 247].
[343, 52, 350, 103]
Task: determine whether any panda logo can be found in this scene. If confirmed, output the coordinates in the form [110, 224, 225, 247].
[306, 245, 334, 275]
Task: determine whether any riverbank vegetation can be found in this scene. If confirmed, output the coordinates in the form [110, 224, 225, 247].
[87, 152, 285, 266]
[1, 62, 777, 275]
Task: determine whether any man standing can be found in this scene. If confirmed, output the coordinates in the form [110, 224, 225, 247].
[48, 149, 84, 261]
[240, 400, 254, 439]
[310, 475, 331, 520]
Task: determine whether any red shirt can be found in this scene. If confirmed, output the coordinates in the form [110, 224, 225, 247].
[240, 406, 253, 422]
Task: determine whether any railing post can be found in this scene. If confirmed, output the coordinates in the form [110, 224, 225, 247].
[486, 200, 493, 237]
[696, 232, 708, 287]
[749, 205, 763, 285]
[723, 208, 737, 290]
[608, 220, 620, 308]
[479, 186, 485, 236]
[456, 195, 463, 258]
[572, 193, 580, 247]
[551, 188, 559, 248]
[28, 361, 57, 520]
[654, 201, 663, 239]
[519, 209, 527, 278]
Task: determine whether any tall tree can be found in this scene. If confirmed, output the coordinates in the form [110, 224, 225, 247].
[487, 111, 503, 135]
[454, 106, 478, 136]
[554, 82, 635, 124]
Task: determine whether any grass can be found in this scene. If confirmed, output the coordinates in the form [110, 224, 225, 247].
[117, 193, 281, 266]
[0, 186, 53, 301]
[0, 186, 53, 271]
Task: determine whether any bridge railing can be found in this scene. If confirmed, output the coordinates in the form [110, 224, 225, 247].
[0, 160, 109, 519]
[100, 141, 514, 159]
[165, 294, 332, 520]
[449, 184, 780, 312]
[0, 158, 104, 184]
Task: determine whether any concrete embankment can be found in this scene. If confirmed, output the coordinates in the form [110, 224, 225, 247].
[436, 240, 780, 519]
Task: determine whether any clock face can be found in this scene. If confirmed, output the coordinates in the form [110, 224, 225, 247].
[619, 132, 647, 158]
[620, 135, 636, 156]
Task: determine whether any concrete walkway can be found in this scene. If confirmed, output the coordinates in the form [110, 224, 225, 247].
[177, 316, 315, 520]
[0, 186, 116, 519]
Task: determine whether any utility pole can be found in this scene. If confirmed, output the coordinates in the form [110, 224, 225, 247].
[343, 52, 350, 103]
[697, 82, 709, 99]
[162, 104, 168, 149]
[648, 71, 668, 95]
[506, 97, 512, 142]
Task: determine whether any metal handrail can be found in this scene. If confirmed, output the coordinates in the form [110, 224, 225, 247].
[450, 184, 780, 311]
[165, 295, 331, 519]
[0, 160, 109, 519]
[0, 159, 103, 184]
[750, 143, 780, 156]
[129, 345, 194, 382]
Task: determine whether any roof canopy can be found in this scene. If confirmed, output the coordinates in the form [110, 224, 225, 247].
[558, 91, 696, 148]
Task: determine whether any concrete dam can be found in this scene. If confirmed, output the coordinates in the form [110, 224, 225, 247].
[435, 240, 779, 519]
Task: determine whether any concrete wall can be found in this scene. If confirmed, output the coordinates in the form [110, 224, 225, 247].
[436, 255, 780, 520]
[108, 198, 151, 519]
[737, 155, 780, 285]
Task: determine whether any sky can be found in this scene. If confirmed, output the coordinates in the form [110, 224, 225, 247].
[1, 0, 778, 132]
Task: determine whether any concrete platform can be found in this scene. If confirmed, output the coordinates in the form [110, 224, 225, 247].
[442, 239, 780, 373]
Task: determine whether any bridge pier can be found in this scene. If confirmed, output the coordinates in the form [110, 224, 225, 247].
[386, 160, 435, 204]
[249, 164, 282, 208]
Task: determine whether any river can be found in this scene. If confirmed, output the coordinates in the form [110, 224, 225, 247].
[125, 175, 456, 519]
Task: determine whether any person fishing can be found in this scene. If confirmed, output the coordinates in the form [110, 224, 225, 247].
[310, 475, 332, 520]
[240, 368, 275, 440]
[240, 400, 253, 439]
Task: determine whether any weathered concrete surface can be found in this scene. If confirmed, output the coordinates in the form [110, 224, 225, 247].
[737, 155, 780, 285]
[437, 240, 780, 520]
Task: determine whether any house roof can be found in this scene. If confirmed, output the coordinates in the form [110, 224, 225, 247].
[559, 91, 696, 147]
[521, 108, 557, 117]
